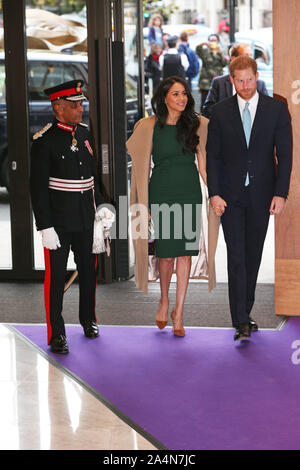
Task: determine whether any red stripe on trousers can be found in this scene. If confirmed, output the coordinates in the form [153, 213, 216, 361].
[94, 256, 98, 323]
[44, 248, 52, 344]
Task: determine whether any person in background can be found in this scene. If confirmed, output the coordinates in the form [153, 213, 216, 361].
[178, 31, 200, 90]
[218, 11, 230, 35]
[202, 43, 268, 119]
[196, 33, 228, 112]
[148, 13, 164, 49]
[145, 42, 163, 93]
[162, 32, 171, 49]
[159, 35, 189, 80]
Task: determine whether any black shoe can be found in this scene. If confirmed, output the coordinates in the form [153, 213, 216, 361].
[50, 335, 69, 354]
[83, 321, 99, 338]
[234, 325, 251, 341]
[248, 317, 258, 331]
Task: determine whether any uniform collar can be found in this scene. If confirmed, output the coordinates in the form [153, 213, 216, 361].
[55, 119, 77, 133]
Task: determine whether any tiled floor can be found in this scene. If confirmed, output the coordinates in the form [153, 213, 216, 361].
[0, 324, 157, 450]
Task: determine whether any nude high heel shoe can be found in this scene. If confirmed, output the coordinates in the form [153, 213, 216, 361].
[156, 319, 168, 330]
[170, 309, 185, 337]
[155, 300, 169, 330]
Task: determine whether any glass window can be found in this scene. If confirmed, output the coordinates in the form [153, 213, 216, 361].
[124, 0, 139, 105]
[0, 64, 6, 102]
[28, 61, 85, 101]
[254, 45, 270, 66]
[25, 2, 89, 270]
[0, 35, 12, 269]
[124, 1, 139, 270]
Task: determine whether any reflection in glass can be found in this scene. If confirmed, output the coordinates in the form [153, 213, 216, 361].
[37, 355, 51, 450]
[124, 1, 139, 136]
[0, 329, 18, 449]
[24, 3, 88, 269]
[0, 6, 13, 268]
[63, 376, 83, 433]
[124, 2, 139, 270]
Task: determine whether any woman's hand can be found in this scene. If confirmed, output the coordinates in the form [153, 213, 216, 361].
[269, 196, 285, 215]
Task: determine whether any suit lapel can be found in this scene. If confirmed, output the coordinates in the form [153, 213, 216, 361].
[230, 94, 247, 147]
[248, 93, 267, 148]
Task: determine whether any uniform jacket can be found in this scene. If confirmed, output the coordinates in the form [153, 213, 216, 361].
[30, 119, 103, 232]
[126, 114, 219, 294]
[202, 73, 268, 119]
[206, 93, 292, 209]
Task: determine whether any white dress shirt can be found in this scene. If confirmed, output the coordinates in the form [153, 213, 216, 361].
[159, 48, 189, 71]
[237, 90, 259, 125]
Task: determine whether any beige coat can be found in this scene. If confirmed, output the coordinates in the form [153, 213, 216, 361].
[126, 114, 220, 294]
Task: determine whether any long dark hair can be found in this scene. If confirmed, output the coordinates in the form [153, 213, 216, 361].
[151, 76, 200, 152]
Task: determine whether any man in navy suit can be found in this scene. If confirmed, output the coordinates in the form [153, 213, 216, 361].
[206, 56, 292, 341]
[202, 43, 268, 119]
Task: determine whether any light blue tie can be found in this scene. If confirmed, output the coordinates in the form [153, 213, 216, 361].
[242, 102, 251, 186]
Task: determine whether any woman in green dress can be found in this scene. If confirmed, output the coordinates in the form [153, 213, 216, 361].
[149, 76, 207, 337]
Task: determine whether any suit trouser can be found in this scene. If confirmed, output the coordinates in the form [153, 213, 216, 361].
[44, 228, 97, 344]
[221, 188, 270, 327]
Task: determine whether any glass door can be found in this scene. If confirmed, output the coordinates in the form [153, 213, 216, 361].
[0, 3, 12, 270]
[123, 0, 146, 273]
[25, 1, 89, 271]
[0, 0, 35, 281]
[0, 1, 89, 280]
[124, 1, 139, 272]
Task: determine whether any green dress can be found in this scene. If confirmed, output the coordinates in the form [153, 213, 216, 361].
[149, 121, 202, 258]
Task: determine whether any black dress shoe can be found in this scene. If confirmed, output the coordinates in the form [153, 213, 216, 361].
[234, 325, 251, 341]
[83, 321, 99, 338]
[248, 317, 258, 331]
[50, 335, 69, 354]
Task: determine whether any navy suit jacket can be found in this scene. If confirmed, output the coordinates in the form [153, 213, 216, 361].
[202, 73, 268, 119]
[206, 93, 292, 210]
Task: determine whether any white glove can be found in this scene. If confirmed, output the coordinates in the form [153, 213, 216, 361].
[92, 219, 106, 254]
[41, 227, 61, 250]
[93, 207, 115, 255]
[95, 206, 115, 233]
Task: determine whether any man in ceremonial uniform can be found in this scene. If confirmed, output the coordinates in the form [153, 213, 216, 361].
[30, 80, 105, 354]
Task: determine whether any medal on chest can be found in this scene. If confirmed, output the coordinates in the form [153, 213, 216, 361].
[70, 136, 78, 152]
[70, 128, 79, 152]
[56, 121, 79, 152]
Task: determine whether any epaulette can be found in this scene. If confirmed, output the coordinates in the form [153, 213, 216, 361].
[33, 123, 53, 140]
[78, 122, 88, 128]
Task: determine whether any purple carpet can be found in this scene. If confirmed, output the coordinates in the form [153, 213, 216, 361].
[13, 318, 300, 450]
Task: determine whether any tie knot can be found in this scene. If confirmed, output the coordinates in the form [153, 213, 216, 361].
[244, 102, 249, 110]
